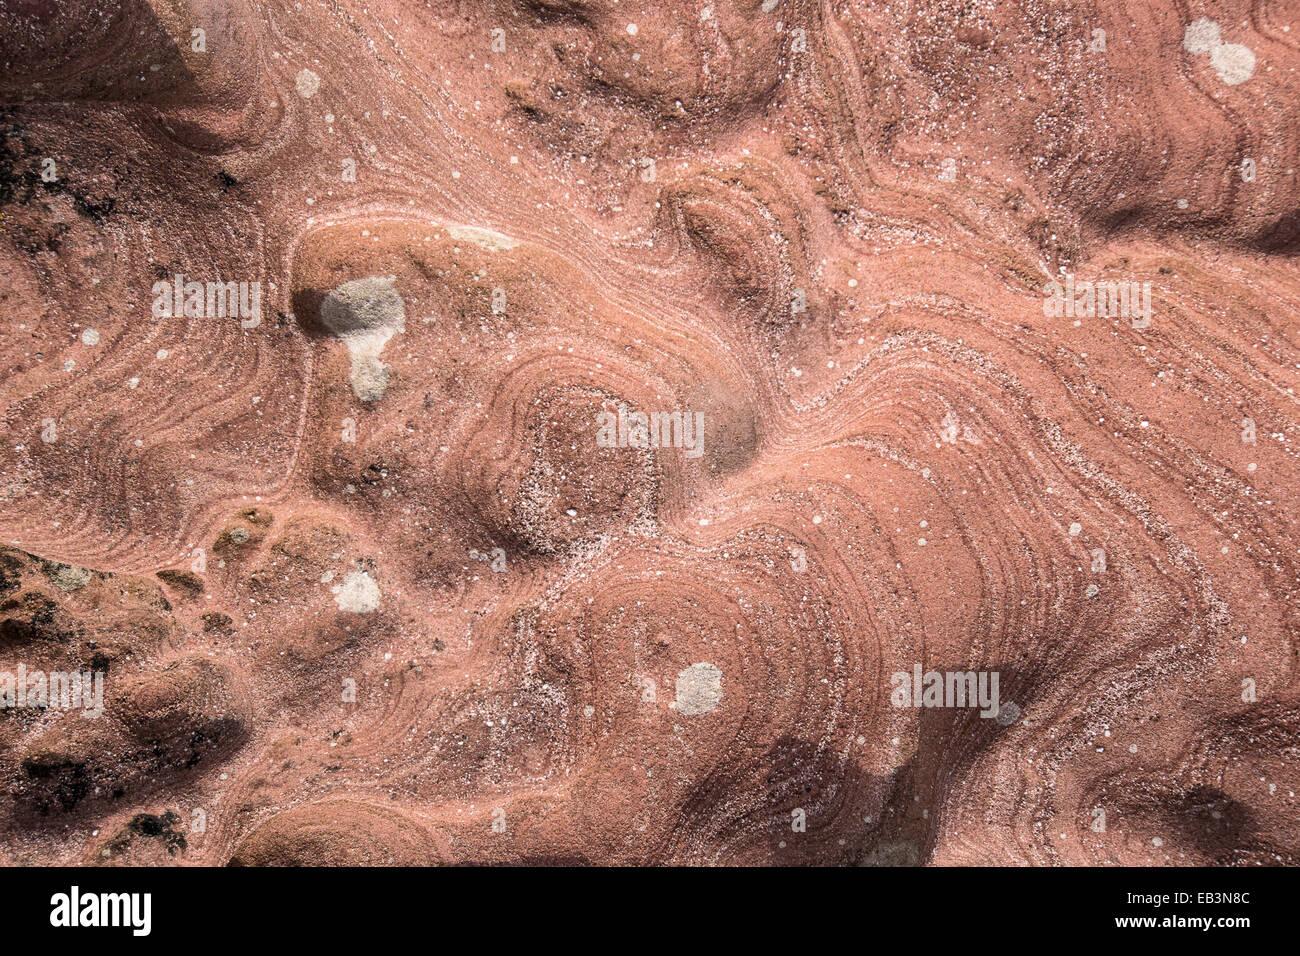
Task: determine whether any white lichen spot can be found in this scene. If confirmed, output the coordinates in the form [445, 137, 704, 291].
[1183, 18, 1221, 55]
[295, 68, 321, 98]
[331, 569, 380, 613]
[1211, 42, 1256, 85]
[320, 276, 406, 402]
[1184, 18, 1255, 85]
[674, 662, 723, 715]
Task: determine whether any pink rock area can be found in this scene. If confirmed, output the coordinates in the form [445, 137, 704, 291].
[0, 0, 1297, 866]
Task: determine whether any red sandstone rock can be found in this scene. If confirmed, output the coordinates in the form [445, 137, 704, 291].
[0, 0, 1297, 866]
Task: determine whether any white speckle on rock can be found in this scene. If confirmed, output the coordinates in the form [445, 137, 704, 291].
[674, 662, 723, 715]
[332, 569, 380, 613]
[81, 328, 100, 346]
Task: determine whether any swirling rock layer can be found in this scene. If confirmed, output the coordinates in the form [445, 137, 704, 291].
[0, 0, 1297, 866]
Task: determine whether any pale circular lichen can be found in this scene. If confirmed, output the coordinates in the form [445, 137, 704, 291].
[674, 662, 723, 715]
[332, 569, 381, 614]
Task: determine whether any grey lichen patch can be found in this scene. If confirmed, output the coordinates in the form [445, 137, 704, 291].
[320, 276, 406, 402]
[215, 521, 264, 559]
[45, 563, 92, 592]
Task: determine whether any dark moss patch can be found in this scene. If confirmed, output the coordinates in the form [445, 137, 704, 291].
[20, 754, 90, 814]
[157, 569, 204, 596]
[201, 611, 234, 634]
[103, 810, 188, 857]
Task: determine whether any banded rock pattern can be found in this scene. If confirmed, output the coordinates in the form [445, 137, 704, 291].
[0, 0, 1297, 865]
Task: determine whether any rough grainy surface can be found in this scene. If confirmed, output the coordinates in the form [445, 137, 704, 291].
[0, 0, 1297, 866]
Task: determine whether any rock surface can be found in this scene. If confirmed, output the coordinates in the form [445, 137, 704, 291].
[0, 0, 1297, 866]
